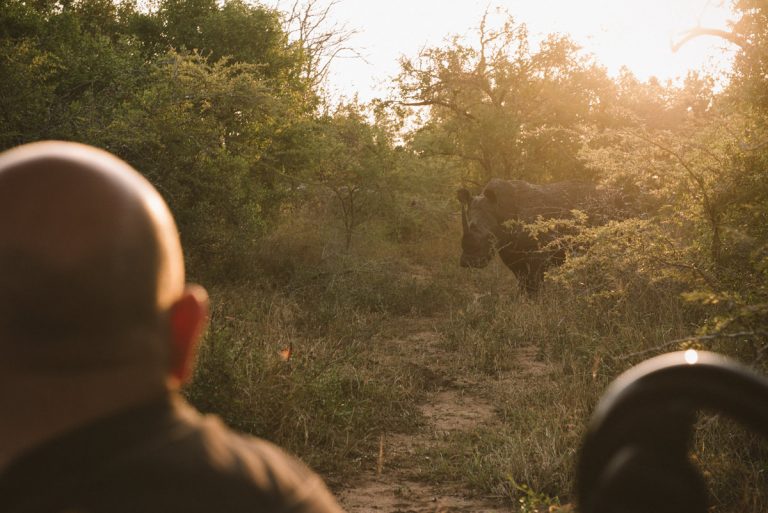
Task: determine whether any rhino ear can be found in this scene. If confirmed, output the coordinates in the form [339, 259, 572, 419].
[457, 188, 471, 205]
[483, 187, 498, 205]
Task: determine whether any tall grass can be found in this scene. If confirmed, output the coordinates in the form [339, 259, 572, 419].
[184, 205, 768, 510]
[183, 213, 472, 480]
[183, 281, 430, 479]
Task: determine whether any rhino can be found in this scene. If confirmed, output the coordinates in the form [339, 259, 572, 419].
[457, 178, 611, 293]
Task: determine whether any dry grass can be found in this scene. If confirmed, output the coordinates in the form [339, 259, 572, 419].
[184, 208, 768, 511]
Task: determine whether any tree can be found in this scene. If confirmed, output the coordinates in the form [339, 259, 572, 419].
[279, 102, 396, 251]
[278, 0, 361, 99]
[573, 1, 768, 362]
[395, 11, 612, 184]
[99, 52, 297, 277]
[0, 0, 150, 147]
[0, 0, 313, 280]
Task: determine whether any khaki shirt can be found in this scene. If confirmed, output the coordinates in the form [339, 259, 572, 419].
[0, 395, 345, 513]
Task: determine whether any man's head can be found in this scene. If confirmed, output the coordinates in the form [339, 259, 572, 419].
[0, 141, 207, 390]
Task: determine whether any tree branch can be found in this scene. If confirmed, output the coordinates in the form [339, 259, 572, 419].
[671, 27, 748, 52]
[398, 99, 476, 120]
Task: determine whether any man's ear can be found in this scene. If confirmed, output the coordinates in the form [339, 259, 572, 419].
[168, 284, 209, 388]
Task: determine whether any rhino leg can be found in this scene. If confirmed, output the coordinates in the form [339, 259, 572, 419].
[519, 262, 545, 295]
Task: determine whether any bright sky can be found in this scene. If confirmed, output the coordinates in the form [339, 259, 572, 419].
[310, 0, 739, 102]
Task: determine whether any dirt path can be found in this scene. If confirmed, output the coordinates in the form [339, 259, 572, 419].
[338, 319, 521, 513]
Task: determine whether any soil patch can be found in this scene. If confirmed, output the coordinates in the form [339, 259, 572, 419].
[421, 389, 495, 433]
[339, 317, 552, 513]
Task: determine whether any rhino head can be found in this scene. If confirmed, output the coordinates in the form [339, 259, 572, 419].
[456, 187, 504, 268]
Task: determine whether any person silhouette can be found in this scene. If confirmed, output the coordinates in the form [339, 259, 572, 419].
[0, 141, 344, 513]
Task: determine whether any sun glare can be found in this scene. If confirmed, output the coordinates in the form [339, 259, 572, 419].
[500, 0, 736, 82]
[325, 0, 738, 102]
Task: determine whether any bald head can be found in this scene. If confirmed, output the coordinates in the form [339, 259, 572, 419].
[0, 141, 186, 371]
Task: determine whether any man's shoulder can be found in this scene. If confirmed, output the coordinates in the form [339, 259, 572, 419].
[0, 395, 345, 513]
[126, 397, 345, 513]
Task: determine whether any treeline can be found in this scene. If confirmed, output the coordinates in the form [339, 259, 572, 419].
[0, 0, 402, 279]
[1, 0, 766, 355]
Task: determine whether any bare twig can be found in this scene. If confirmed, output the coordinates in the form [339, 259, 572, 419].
[671, 27, 747, 52]
[277, 0, 363, 90]
[647, 255, 720, 291]
[397, 99, 476, 120]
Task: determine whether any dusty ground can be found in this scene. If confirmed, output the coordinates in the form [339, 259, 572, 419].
[337, 319, 560, 513]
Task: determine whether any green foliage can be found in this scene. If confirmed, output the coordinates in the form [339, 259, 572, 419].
[102, 52, 294, 278]
[0, 0, 313, 280]
[510, 480, 563, 513]
[549, 218, 700, 313]
[730, 0, 768, 118]
[279, 101, 401, 250]
[573, 12, 768, 361]
[0, 39, 61, 146]
[153, 0, 304, 85]
[0, 0, 149, 146]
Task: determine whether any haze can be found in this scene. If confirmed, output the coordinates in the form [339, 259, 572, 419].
[309, 0, 738, 102]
